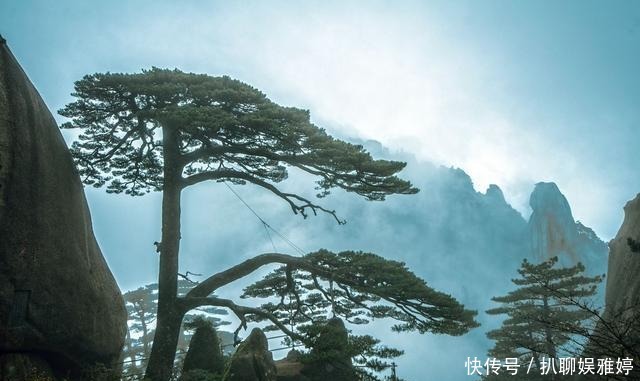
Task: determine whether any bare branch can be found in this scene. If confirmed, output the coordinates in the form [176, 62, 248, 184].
[186, 253, 335, 298]
[178, 296, 306, 343]
[181, 169, 345, 224]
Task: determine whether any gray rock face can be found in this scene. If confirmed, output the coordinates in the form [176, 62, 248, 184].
[0, 353, 56, 381]
[528, 182, 607, 273]
[0, 38, 127, 378]
[274, 319, 356, 381]
[181, 321, 225, 377]
[584, 194, 640, 377]
[226, 328, 277, 381]
[275, 350, 309, 381]
[529, 182, 581, 263]
[604, 194, 640, 316]
[485, 183, 507, 204]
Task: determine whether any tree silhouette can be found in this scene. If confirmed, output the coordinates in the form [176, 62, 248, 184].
[295, 318, 404, 381]
[181, 317, 226, 380]
[242, 251, 474, 381]
[241, 251, 479, 380]
[484, 257, 602, 380]
[122, 280, 230, 378]
[60, 68, 476, 380]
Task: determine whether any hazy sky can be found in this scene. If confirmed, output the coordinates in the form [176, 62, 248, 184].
[2, 1, 639, 238]
[2, 1, 640, 379]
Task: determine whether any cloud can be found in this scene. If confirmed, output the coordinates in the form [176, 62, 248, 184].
[7, 0, 636, 236]
[4, 2, 639, 378]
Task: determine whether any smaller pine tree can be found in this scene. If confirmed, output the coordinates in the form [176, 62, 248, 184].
[485, 257, 603, 380]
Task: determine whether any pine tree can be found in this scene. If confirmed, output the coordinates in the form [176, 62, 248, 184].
[122, 280, 230, 377]
[485, 257, 603, 380]
[241, 251, 475, 380]
[60, 68, 476, 380]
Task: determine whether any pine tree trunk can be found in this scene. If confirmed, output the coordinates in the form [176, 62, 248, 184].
[542, 295, 557, 358]
[145, 311, 182, 380]
[542, 294, 557, 381]
[123, 328, 138, 373]
[145, 125, 185, 381]
[136, 303, 151, 357]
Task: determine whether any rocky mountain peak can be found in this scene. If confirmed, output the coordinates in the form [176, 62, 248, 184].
[485, 184, 506, 204]
[529, 182, 575, 223]
[528, 182, 580, 263]
[527, 182, 607, 274]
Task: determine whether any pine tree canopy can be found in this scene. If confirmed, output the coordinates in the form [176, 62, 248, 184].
[240, 250, 479, 336]
[59, 68, 441, 381]
[486, 256, 603, 364]
[59, 68, 417, 221]
[236, 250, 478, 381]
[294, 319, 405, 381]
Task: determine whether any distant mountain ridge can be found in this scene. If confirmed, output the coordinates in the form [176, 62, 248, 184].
[107, 139, 610, 380]
[298, 150, 609, 379]
[354, 140, 607, 273]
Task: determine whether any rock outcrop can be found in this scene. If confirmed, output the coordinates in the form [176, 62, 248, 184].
[181, 319, 225, 378]
[227, 320, 355, 381]
[0, 37, 127, 379]
[529, 182, 579, 262]
[583, 194, 640, 378]
[603, 194, 640, 313]
[226, 328, 277, 381]
[274, 318, 357, 381]
[275, 350, 309, 381]
[528, 182, 607, 273]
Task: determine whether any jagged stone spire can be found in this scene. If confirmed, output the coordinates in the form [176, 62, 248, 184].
[526, 181, 607, 282]
[528, 182, 579, 263]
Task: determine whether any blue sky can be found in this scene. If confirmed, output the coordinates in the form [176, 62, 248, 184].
[2, 1, 640, 379]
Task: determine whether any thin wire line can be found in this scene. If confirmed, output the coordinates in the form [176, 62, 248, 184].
[266, 224, 305, 255]
[223, 181, 305, 255]
[263, 221, 278, 253]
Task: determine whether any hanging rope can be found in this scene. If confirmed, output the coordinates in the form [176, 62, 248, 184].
[263, 221, 277, 253]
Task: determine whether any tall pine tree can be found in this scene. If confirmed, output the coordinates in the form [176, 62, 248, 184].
[60, 68, 477, 380]
[485, 257, 602, 380]
[122, 280, 231, 377]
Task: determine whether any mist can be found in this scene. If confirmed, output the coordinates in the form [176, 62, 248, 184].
[1, 1, 637, 379]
